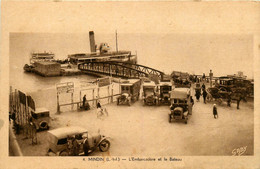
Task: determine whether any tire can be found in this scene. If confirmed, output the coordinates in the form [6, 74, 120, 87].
[117, 98, 119, 105]
[39, 121, 48, 130]
[59, 150, 69, 156]
[99, 139, 110, 152]
[185, 120, 187, 124]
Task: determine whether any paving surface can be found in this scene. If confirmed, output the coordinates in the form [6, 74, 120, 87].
[15, 85, 254, 156]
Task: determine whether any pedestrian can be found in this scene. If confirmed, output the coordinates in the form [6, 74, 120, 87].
[83, 137, 90, 156]
[83, 95, 86, 108]
[227, 92, 231, 107]
[237, 96, 242, 109]
[195, 90, 201, 101]
[67, 136, 79, 156]
[190, 96, 194, 106]
[97, 99, 102, 109]
[213, 104, 218, 119]
[202, 83, 206, 90]
[202, 89, 207, 104]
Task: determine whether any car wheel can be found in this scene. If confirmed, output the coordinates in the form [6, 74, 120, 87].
[128, 100, 131, 106]
[99, 139, 110, 152]
[168, 115, 171, 123]
[117, 98, 119, 105]
[59, 150, 69, 156]
[39, 121, 48, 130]
[185, 120, 187, 124]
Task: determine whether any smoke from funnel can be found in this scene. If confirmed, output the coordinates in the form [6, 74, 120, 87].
[89, 31, 96, 53]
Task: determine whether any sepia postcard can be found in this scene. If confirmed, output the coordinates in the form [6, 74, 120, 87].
[1, 1, 260, 169]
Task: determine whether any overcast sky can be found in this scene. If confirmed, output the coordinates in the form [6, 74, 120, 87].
[4, 2, 260, 80]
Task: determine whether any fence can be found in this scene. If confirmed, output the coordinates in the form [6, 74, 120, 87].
[57, 77, 121, 113]
[9, 86, 37, 144]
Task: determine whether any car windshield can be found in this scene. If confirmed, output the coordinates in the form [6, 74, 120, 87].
[161, 86, 171, 93]
[144, 88, 154, 96]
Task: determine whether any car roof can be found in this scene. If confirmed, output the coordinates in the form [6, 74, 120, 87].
[48, 126, 87, 139]
[159, 81, 172, 86]
[171, 88, 190, 99]
[35, 107, 49, 114]
[120, 79, 140, 86]
[143, 81, 156, 87]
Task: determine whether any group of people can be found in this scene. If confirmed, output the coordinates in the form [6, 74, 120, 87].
[195, 83, 207, 104]
[195, 83, 242, 109]
[82, 95, 108, 118]
[66, 134, 90, 156]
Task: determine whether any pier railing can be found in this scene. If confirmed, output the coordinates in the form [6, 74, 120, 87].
[78, 61, 165, 81]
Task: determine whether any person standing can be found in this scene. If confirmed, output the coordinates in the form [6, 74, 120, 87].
[202, 83, 206, 90]
[195, 90, 201, 102]
[190, 96, 194, 106]
[97, 99, 102, 109]
[202, 89, 207, 104]
[227, 92, 231, 107]
[83, 95, 86, 108]
[237, 96, 242, 109]
[213, 104, 218, 119]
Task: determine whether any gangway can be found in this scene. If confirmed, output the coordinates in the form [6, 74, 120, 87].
[78, 61, 165, 80]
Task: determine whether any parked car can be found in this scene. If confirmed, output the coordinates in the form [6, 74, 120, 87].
[169, 88, 192, 124]
[47, 126, 110, 156]
[31, 107, 50, 131]
[117, 79, 141, 106]
[158, 80, 172, 105]
[215, 76, 252, 101]
[142, 80, 159, 106]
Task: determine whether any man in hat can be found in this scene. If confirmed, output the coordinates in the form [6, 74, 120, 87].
[213, 104, 218, 119]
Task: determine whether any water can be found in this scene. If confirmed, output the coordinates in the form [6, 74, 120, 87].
[10, 33, 254, 93]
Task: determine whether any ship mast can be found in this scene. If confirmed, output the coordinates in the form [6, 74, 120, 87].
[116, 30, 118, 52]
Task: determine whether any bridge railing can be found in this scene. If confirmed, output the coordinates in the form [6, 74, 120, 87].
[78, 61, 165, 80]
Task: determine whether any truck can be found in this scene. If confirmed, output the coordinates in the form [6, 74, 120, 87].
[142, 80, 159, 106]
[158, 80, 173, 105]
[117, 79, 141, 106]
[168, 88, 192, 124]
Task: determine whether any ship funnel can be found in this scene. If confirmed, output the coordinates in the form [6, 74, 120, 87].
[89, 31, 96, 53]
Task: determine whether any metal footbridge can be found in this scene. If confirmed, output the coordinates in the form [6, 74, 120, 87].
[78, 61, 165, 80]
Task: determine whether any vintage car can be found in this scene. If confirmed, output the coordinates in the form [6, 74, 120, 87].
[31, 107, 50, 131]
[142, 80, 159, 106]
[47, 126, 110, 156]
[215, 77, 252, 100]
[206, 87, 231, 104]
[117, 79, 141, 106]
[158, 80, 172, 105]
[169, 88, 192, 124]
